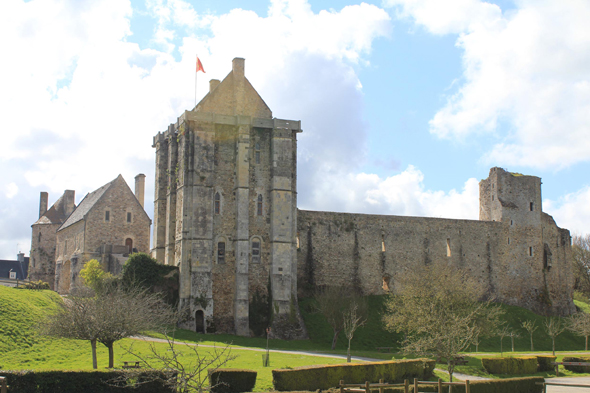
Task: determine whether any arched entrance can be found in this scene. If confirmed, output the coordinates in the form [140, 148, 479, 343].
[125, 238, 133, 253]
[195, 310, 205, 333]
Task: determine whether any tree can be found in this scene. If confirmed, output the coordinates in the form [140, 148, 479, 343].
[123, 332, 236, 393]
[572, 235, 590, 295]
[44, 284, 174, 368]
[316, 286, 363, 350]
[342, 298, 367, 363]
[79, 259, 113, 293]
[568, 312, 590, 350]
[521, 320, 538, 351]
[545, 317, 565, 356]
[497, 325, 512, 356]
[383, 263, 502, 382]
[508, 330, 520, 352]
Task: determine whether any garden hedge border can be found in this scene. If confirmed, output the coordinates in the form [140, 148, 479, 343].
[481, 356, 537, 375]
[208, 368, 257, 393]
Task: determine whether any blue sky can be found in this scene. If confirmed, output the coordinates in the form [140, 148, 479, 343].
[1, 0, 590, 259]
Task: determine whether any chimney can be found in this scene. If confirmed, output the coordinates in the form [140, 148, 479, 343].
[39, 192, 48, 218]
[232, 58, 245, 79]
[17, 252, 24, 263]
[209, 79, 220, 93]
[135, 174, 146, 209]
[64, 190, 76, 216]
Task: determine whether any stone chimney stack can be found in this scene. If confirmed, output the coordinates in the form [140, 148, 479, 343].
[232, 58, 245, 79]
[39, 192, 48, 218]
[17, 252, 24, 263]
[64, 190, 75, 216]
[135, 174, 146, 209]
[210, 79, 220, 92]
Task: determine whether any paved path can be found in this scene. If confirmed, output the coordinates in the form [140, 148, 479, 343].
[542, 377, 590, 393]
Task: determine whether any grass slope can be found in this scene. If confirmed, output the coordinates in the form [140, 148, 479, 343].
[0, 286, 61, 352]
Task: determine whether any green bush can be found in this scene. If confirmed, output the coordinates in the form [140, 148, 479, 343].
[16, 280, 51, 290]
[383, 376, 544, 393]
[272, 359, 434, 391]
[0, 369, 173, 393]
[481, 356, 538, 375]
[536, 355, 556, 372]
[208, 368, 257, 393]
[562, 356, 590, 373]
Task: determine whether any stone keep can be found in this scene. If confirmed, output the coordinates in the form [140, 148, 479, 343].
[152, 58, 302, 336]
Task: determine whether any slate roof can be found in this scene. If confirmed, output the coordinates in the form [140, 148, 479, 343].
[0, 258, 30, 280]
[33, 193, 74, 225]
[59, 177, 116, 230]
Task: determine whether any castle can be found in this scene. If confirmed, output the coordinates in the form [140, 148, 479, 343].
[29, 175, 151, 293]
[152, 58, 575, 337]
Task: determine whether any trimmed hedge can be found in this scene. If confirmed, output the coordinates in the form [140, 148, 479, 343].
[481, 356, 537, 375]
[272, 359, 434, 391]
[536, 355, 556, 372]
[563, 356, 590, 373]
[383, 376, 544, 393]
[0, 370, 173, 393]
[208, 368, 257, 393]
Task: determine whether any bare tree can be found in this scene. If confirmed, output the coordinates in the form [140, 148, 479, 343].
[316, 286, 359, 350]
[343, 299, 367, 362]
[383, 263, 503, 382]
[44, 284, 174, 368]
[545, 317, 565, 356]
[508, 330, 520, 352]
[568, 312, 590, 350]
[123, 333, 236, 393]
[521, 320, 538, 351]
[573, 235, 590, 295]
[497, 326, 512, 356]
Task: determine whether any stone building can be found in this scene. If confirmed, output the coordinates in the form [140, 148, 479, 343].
[29, 174, 151, 294]
[152, 58, 574, 337]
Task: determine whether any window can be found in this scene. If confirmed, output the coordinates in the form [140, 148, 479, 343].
[530, 202, 534, 211]
[217, 242, 225, 264]
[446, 238, 451, 257]
[9, 270, 16, 279]
[38, 232, 41, 243]
[508, 238, 511, 245]
[127, 212, 132, 223]
[251, 240, 261, 263]
[214, 193, 221, 215]
[529, 247, 533, 257]
[105, 210, 110, 222]
[381, 233, 386, 252]
[296, 234, 300, 249]
[255, 143, 261, 164]
[257, 194, 263, 216]
[510, 220, 514, 226]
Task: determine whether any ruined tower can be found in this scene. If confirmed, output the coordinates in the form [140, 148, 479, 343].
[152, 58, 304, 336]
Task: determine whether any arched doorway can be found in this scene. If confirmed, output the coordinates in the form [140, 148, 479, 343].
[195, 310, 205, 333]
[125, 238, 133, 253]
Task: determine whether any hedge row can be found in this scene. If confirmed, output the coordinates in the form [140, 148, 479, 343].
[563, 357, 590, 373]
[384, 376, 544, 393]
[208, 369, 257, 393]
[536, 356, 556, 372]
[272, 359, 434, 391]
[481, 356, 538, 375]
[0, 370, 173, 393]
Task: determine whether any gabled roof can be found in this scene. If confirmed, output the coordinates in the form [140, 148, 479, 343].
[59, 177, 117, 230]
[33, 193, 75, 225]
[0, 258, 29, 280]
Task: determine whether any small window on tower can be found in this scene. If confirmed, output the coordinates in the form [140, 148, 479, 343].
[252, 240, 260, 263]
[127, 212, 132, 223]
[257, 194, 263, 216]
[38, 232, 41, 243]
[255, 143, 261, 164]
[217, 242, 225, 264]
[530, 202, 534, 211]
[529, 247, 533, 257]
[215, 193, 221, 215]
[105, 210, 110, 222]
[447, 238, 451, 257]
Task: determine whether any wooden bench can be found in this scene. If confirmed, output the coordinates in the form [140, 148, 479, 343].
[375, 347, 395, 353]
[122, 361, 141, 369]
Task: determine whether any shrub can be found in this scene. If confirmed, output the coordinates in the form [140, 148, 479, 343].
[16, 280, 50, 290]
[0, 369, 173, 393]
[272, 359, 434, 391]
[481, 356, 538, 375]
[536, 355, 556, 372]
[562, 356, 590, 373]
[208, 368, 257, 393]
[383, 376, 544, 393]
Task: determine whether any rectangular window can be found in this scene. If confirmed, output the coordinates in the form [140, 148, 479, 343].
[529, 247, 533, 257]
[508, 238, 511, 245]
[447, 238, 451, 257]
[127, 212, 132, 223]
[255, 151, 260, 164]
[217, 242, 225, 264]
[530, 202, 534, 211]
[105, 210, 110, 222]
[252, 241, 260, 263]
[9, 271, 16, 279]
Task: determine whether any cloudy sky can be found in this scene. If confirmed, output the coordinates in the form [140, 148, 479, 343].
[1, 0, 590, 259]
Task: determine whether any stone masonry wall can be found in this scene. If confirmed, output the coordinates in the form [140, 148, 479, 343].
[29, 223, 60, 289]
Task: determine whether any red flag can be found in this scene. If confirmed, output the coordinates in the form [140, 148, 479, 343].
[196, 57, 205, 73]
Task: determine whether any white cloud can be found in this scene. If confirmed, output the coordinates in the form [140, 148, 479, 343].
[387, 0, 590, 170]
[5, 183, 18, 199]
[545, 186, 590, 236]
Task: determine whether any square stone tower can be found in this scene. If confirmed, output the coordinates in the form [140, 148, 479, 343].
[152, 58, 304, 336]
